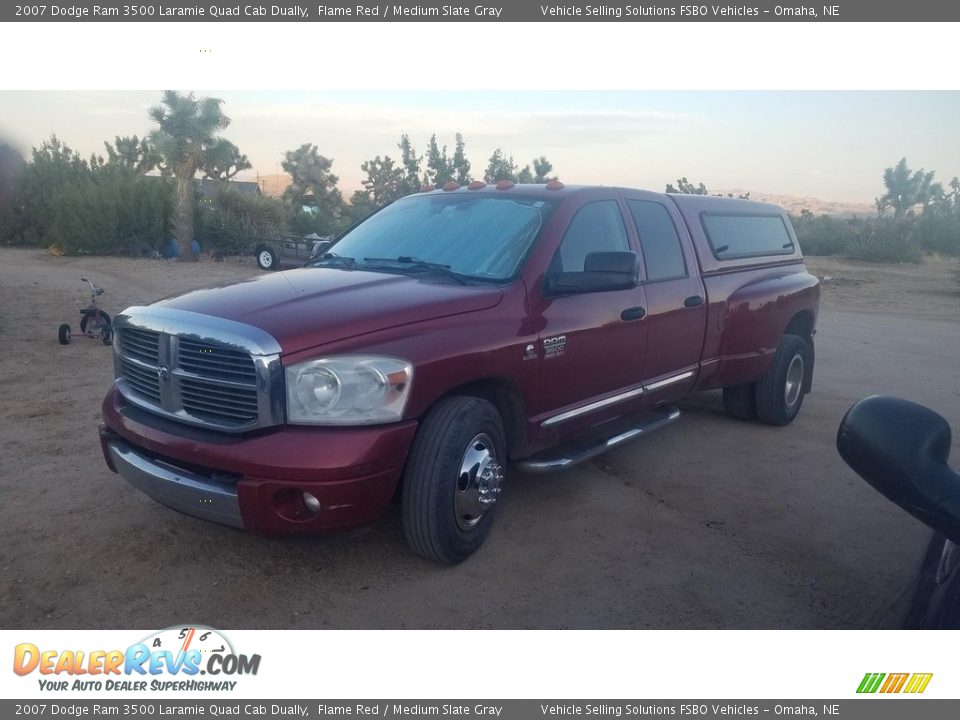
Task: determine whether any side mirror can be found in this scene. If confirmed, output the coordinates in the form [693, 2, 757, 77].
[309, 239, 333, 258]
[545, 251, 639, 296]
[837, 395, 960, 544]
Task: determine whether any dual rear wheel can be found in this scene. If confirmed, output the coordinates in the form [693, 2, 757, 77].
[723, 333, 812, 426]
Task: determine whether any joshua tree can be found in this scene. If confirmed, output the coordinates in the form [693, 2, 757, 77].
[148, 91, 230, 260]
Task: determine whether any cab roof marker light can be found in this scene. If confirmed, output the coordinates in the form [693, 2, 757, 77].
[546, 180, 565, 191]
[442, 181, 461, 191]
[495, 180, 515, 190]
[419, 183, 433, 192]
[468, 180, 486, 190]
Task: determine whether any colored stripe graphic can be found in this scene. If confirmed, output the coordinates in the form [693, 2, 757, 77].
[857, 672, 932, 694]
[857, 673, 885, 693]
[880, 673, 909, 693]
[904, 673, 934, 694]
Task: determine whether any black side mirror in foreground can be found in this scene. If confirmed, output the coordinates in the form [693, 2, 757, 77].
[837, 395, 960, 544]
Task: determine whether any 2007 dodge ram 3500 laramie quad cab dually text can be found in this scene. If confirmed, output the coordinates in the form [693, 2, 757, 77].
[100, 181, 820, 563]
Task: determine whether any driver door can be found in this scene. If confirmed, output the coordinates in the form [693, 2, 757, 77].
[534, 197, 648, 439]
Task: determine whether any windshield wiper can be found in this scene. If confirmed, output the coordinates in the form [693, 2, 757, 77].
[361, 256, 468, 285]
[308, 252, 356, 268]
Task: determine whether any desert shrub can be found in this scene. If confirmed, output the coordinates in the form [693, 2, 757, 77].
[196, 186, 290, 257]
[792, 213, 857, 256]
[47, 172, 172, 255]
[847, 217, 924, 264]
[0, 136, 89, 246]
[0, 136, 172, 254]
[793, 210, 926, 263]
[916, 205, 960, 256]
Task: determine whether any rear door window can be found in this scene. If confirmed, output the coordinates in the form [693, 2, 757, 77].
[628, 200, 687, 281]
[701, 213, 795, 260]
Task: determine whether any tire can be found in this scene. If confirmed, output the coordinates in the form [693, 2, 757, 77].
[256, 245, 279, 271]
[80, 311, 111, 335]
[755, 334, 811, 426]
[723, 383, 757, 421]
[402, 396, 507, 564]
[102, 328, 113, 345]
[58, 324, 71, 345]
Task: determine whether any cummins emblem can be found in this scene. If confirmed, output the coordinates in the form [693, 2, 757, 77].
[157, 365, 170, 382]
[543, 335, 567, 358]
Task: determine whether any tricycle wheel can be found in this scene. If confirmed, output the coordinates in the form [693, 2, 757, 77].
[102, 328, 113, 345]
[58, 324, 71, 345]
[80, 310, 111, 335]
[401, 396, 506, 564]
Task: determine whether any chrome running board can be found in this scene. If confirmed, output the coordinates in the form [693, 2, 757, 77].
[515, 405, 681, 474]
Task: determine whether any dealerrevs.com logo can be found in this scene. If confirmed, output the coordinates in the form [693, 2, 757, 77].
[857, 672, 933, 694]
[13, 626, 261, 692]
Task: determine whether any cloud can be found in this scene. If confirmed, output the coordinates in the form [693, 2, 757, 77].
[226, 96, 697, 148]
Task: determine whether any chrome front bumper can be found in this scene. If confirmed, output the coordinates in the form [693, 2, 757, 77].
[106, 439, 243, 529]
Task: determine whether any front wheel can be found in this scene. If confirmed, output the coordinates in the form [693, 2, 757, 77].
[402, 396, 507, 564]
[255, 245, 279, 271]
[58, 324, 71, 345]
[755, 334, 812, 426]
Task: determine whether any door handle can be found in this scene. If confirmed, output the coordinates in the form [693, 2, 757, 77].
[621, 306, 646, 321]
[684, 295, 704, 308]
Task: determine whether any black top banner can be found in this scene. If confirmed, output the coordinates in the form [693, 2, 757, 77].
[4, 0, 958, 22]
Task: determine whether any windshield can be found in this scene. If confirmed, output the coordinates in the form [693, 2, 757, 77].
[322, 194, 555, 282]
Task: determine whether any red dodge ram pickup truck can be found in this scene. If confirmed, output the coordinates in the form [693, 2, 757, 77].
[100, 182, 820, 563]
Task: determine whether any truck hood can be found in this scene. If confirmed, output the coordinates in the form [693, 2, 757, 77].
[153, 267, 504, 354]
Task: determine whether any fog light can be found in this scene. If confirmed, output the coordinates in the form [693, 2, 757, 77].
[302, 492, 322, 513]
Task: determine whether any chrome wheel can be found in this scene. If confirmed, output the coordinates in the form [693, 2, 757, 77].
[784, 354, 804, 408]
[454, 433, 503, 531]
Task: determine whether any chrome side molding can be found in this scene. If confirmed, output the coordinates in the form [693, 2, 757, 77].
[540, 370, 694, 428]
[541, 386, 646, 428]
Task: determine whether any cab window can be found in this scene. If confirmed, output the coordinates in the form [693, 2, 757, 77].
[552, 200, 630, 272]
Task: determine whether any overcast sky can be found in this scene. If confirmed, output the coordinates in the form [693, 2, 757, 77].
[1, 91, 957, 203]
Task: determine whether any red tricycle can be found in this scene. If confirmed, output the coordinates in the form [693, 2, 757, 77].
[58, 278, 112, 345]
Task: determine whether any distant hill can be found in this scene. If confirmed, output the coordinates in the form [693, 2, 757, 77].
[717, 189, 875, 218]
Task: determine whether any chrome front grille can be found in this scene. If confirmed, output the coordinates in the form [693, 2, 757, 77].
[178, 338, 258, 384]
[119, 327, 160, 365]
[119, 355, 161, 402]
[113, 307, 283, 433]
[179, 376, 260, 425]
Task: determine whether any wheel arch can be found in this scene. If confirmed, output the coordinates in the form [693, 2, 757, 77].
[784, 309, 815, 343]
[423, 377, 529, 460]
[783, 309, 816, 392]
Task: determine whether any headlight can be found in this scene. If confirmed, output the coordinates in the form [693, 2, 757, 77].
[285, 355, 413, 425]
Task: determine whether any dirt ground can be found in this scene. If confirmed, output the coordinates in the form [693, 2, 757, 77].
[0, 248, 958, 629]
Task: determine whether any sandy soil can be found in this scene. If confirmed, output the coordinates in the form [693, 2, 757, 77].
[0, 248, 957, 629]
